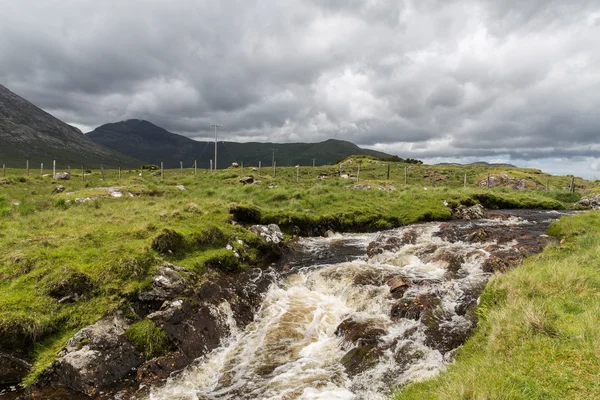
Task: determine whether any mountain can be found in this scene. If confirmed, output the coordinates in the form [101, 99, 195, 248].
[86, 119, 393, 168]
[0, 85, 140, 169]
[437, 161, 517, 168]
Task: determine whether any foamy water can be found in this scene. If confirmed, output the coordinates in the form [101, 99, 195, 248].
[148, 219, 537, 400]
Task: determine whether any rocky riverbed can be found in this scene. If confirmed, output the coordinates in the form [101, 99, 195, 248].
[3, 209, 573, 399]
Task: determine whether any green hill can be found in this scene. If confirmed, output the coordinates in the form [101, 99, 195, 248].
[86, 119, 392, 169]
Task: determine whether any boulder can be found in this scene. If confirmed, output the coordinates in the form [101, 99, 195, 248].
[0, 352, 31, 385]
[451, 204, 485, 220]
[482, 249, 523, 273]
[366, 229, 418, 257]
[391, 294, 441, 321]
[386, 276, 411, 299]
[54, 315, 143, 396]
[239, 176, 254, 185]
[249, 224, 283, 245]
[578, 194, 600, 209]
[335, 317, 386, 347]
[52, 185, 66, 194]
[340, 345, 383, 376]
[55, 172, 71, 181]
[138, 265, 190, 302]
[432, 250, 465, 276]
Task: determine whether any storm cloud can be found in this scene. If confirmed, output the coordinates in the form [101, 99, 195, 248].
[1, 0, 599, 173]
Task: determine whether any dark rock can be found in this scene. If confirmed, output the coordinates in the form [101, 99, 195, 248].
[54, 315, 143, 396]
[51, 185, 66, 194]
[239, 176, 254, 185]
[386, 276, 411, 299]
[366, 229, 417, 257]
[335, 317, 386, 347]
[340, 345, 383, 376]
[482, 250, 523, 273]
[0, 352, 31, 385]
[432, 250, 465, 276]
[391, 294, 441, 321]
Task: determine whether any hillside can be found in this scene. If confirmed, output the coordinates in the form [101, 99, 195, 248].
[86, 119, 392, 168]
[0, 85, 140, 169]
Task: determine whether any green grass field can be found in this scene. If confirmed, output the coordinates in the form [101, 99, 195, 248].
[0, 158, 595, 385]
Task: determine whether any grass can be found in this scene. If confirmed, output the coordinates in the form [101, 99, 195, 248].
[125, 319, 172, 359]
[394, 212, 600, 399]
[0, 159, 595, 385]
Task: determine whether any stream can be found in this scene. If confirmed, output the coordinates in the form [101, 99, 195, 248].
[147, 210, 570, 400]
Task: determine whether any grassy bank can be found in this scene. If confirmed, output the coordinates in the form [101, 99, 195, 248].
[394, 211, 600, 399]
[0, 161, 592, 385]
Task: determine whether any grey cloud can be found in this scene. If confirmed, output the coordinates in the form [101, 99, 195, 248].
[0, 0, 599, 166]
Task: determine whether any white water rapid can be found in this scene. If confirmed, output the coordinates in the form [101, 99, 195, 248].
[148, 215, 546, 400]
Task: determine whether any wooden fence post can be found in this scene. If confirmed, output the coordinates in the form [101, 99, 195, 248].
[387, 164, 390, 180]
[210, 160, 213, 173]
[161, 162, 164, 179]
[101, 164, 105, 181]
[296, 165, 299, 182]
[180, 161, 183, 172]
[119, 166, 122, 180]
[339, 164, 342, 180]
[26, 160, 29, 176]
[258, 161, 261, 177]
[194, 160, 197, 176]
[274, 161, 277, 177]
[68, 165, 71, 177]
[2, 164, 5, 178]
[82, 166, 85, 182]
[40, 163, 43, 176]
[570, 176, 575, 193]
[464, 174, 467, 189]
[487, 173, 490, 189]
[357, 164, 360, 182]
[53, 159, 56, 179]
[404, 166, 407, 184]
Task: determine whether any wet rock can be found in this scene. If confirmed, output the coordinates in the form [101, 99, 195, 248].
[55, 172, 70, 180]
[386, 276, 411, 299]
[465, 228, 490, 242]
[340, 345, 383, 377]
[138, 264, 190, 302]
[451, 204, 485, 220]
[391, 294, 441, 321]
[432, 250, 465, 276]
[239, 176, 254, 185]
[54, 315, 143, 396]
[148, 301, 227, 361]
[52, 185, 66, 194]
[423, 315, 473, 354]
[135, 351, 190, 385]
[482, 249, 523, 273]
[335, 317, 386, 347]
[352, 269, 394, 286]
[366, 229, 417, 257]
[0, 352, 31, 385]
[578, 194, 600, 209]
[250, 224, 283, 245]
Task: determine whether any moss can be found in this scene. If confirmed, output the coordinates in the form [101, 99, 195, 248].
[125, 319, 171, 359]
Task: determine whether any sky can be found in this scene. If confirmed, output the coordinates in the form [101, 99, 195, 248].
[1, 0, 599, 177]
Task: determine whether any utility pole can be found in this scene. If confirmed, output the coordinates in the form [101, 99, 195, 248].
[211, 124, 222, 171]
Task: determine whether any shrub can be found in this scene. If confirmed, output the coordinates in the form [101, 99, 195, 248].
[192, 225, 227, 246]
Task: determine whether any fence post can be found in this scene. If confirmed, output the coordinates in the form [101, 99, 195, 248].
[101, 164, 105, 181]
[487, 173, 490, 189]
[258, 161, 261, 177]
[26, 160, 29, 176]
[210, 160, 213, 173]
[464, 174, 467, 189]
[161, 162, 164, 179]
[2, 164, 5, 178]
[313, 159, 316, 168]
[68, 165, 71, 177]
[180, 161, 183, 172]
[357, 164, 360, 182]
[296, 165, 299, 182]
[53, 159, 56, 179]
[274, 161, 277, 177]
[387, 164, 390, 180]
[570, 176, 575, 193]
[82, 166, 85, 182]
[404, 166, 407, 184]
[41, 163, 43, 176]
[119, 166, 122, 180]
[194, 160, 197, 176]
[339, 164, 342, 180]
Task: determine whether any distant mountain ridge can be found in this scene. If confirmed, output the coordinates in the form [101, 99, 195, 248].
[86, 119, 393, 168]
[0, 85, 140, 168]
[437, 161, 517, 168]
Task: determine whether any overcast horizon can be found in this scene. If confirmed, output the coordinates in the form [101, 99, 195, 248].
[1, 1, 599, 178]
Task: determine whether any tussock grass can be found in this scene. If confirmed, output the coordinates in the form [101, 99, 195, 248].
[394, 212, 600, 400]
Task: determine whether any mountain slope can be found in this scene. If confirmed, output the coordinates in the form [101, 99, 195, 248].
[0, 85, 140, 168]
[86, 119, 393, 168]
